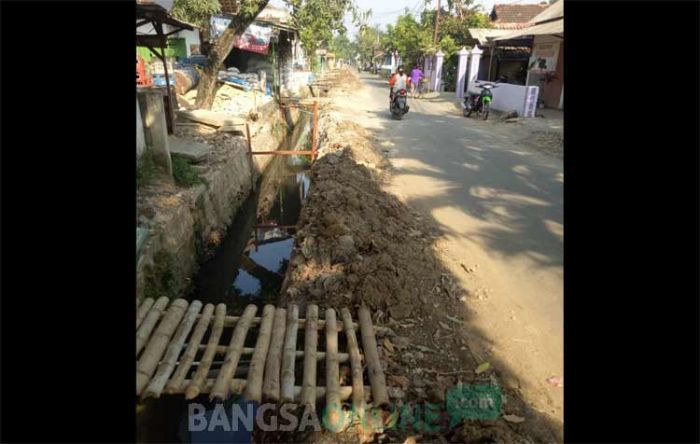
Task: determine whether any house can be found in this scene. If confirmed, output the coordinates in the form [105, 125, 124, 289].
[464, 3, 548, 85]
[136, 0, 201, 59]
[493, 0, 563, 109]
[212, 2, 305, 96]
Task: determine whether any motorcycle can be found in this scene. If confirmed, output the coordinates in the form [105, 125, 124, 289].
[390, 88, 409, 120]
[462, 82, 498, 120]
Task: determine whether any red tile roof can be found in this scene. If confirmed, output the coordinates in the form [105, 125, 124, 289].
[490, 3, 549, 29]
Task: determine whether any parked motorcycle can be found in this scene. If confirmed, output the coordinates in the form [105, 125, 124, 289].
[462, 82, 498, 120]
[390, 88, 409, 120]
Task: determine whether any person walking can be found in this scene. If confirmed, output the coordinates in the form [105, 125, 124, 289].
[410, 64, 424, 98]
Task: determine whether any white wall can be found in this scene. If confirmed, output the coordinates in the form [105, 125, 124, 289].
[178, 29, 200, 57]
[137, 98, 145, 158]
[467, 81, 539, 117]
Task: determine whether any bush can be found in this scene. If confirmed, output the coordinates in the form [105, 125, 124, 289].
[171, 154, 202, 188]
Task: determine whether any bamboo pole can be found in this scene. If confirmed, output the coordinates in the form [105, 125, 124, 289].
[311, 101, 319, 161]
[280, 305, 299, 402]
[358, 305, 389, 407]
[209, 313, 359, 331]
[186, 303, 226, 399]
[136, 297, 155, 329]
[143, 301, 203, 399]
[263, 307, 286, 401]
[341, 308, 366, 417]
[210, 304, 258, 401]
[136, 296, 169, 356]
[325, 308, 344, 431]
[245, 123, 256, 192]
[136, 298, 189, 396]
[178, 378, 372, 401]
[166, 303, 215, 394]
[243, 304, 275, 402]
[191, 344, 351, 362]
[300, 304, 318, 408]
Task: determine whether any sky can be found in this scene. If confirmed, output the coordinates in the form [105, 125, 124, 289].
[155, 0, 545, 40]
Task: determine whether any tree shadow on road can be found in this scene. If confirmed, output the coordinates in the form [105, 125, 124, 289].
[363, 104, 563, 270]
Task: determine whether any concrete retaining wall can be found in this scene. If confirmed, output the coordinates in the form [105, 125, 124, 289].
[136, 99, 300, 302]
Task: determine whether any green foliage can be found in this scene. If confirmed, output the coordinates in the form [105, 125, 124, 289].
[330, 32, 354, 61]
[288, 0, 352, 57]
[137, 151, 158, 189]
[355, 24, 385, 65]
[376, 1, 491, 68]
[171, 0, 220, 28]
[171, 154, 202, 188]
[383, 12, 433, 68]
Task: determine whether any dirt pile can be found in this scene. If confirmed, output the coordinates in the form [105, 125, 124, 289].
[278, 69, 554, 443]
[523, 130, 563, 158]
[179, 83, 273, 117]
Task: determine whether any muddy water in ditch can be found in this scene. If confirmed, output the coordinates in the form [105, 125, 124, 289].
[137, 119, 312, 442]
[189, 155, 310, 313]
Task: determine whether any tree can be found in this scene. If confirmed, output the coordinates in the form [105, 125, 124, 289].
[171, 0, 221, 55]
[330, 32, 353, 61]
[190, 0, 271, 109]
[383, 11, 433, 68]
[171, 0, 220, 28]
[288, 0, 353, 67]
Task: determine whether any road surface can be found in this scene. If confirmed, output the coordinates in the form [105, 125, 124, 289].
[341, 72, 564, 429]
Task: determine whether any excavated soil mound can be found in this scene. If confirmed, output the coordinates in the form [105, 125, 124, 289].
[274, 69, 560, 443]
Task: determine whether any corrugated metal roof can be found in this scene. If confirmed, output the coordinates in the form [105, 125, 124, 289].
[531, 0, 563, 24]
[494, 18, 563, 40]
[468, 28, 512, 45]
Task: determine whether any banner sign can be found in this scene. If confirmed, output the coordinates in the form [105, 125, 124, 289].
[234, 23, 272, 55]
[210, 17, 273, 55]
[528, 42, 560, 73]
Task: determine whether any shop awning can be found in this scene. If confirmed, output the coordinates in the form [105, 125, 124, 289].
[493, 18, 563, 40]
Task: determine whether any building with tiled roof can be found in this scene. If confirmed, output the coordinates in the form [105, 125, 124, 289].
[489, 2, 549, 29]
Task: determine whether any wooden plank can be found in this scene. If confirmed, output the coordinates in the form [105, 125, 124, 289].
[166, 303, 215, 394]
[243, 304, 275, 402]
[358, 305, 389, 407]
[178, 109, 246, 128]
[325, 308, 345, 431]
[341, 308, 366, 417]
[136, 298, 155, 329]
[210, 304, 258, 401]
[185, 303, 226, 399]
[136, 299, 189, 396]
[262, 307, 286, 401]
[136, 296, 170, 356]
[143, 301, 203, 399]
[300, 305, 318, 408]
[280, 305, 299, 402]
[250, 150, 314, 156]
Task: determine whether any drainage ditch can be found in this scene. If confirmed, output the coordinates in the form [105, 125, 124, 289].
[138, 111, 314, 443]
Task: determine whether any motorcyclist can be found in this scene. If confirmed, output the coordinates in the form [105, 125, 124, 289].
[389, 65, 410, 106]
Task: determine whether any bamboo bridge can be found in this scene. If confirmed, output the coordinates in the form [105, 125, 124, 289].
[136, 297, 393, 414]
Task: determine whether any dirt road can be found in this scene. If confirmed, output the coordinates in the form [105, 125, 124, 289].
[334, 73, 564, 431]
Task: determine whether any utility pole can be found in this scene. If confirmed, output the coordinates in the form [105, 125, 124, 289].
[433, 0, 441, 44]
